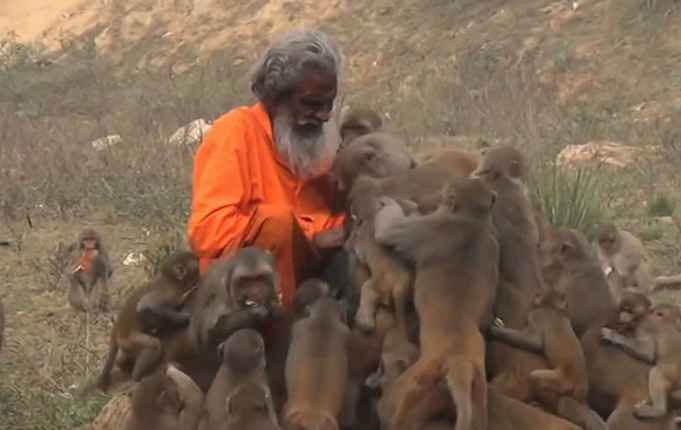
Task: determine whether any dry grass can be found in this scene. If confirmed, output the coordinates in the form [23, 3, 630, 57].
[1, 1, 681, 428]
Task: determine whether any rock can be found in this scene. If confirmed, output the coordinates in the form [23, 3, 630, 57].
[123, 252, 147, 266]
[166, 119, 212, 147]
[90, 135, 122, 151]
[556, 141, 646, 170]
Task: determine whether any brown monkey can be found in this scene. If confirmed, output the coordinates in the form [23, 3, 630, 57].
[597, 222, 654, 292]
[534, 209, 552, 245]
[123, 364, 204, 430]
[223, 381, 283, 430]
[373, 178, 499, 430]
[604, 292, 652, 335]
[339, 106, 383, 148]
[345, 191, 414, 335]
[283, 296, 351, 430]
[490, 290, 607, 430]
[189, 247, 282, 352]
[467, 146, 550, 403]
[83, 251, 200, 394]
[601, 304, 681, 420]
[293, 278, 331, 317]
[67, 228, 113, 312]
[201, 328, 276, 430]
[332, 131, 415, 194]
[540, 227, 618, 337]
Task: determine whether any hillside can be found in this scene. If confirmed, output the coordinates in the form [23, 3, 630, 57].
[1, 0, 681, 428]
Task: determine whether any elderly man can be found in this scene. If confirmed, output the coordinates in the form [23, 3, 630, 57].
[188, 29, 347, 310]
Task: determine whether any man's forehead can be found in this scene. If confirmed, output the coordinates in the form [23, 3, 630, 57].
[299, 69, 337, 96]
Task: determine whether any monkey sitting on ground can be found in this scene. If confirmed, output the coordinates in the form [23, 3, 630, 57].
[601, 303, 681, 420]
[372, 178, 499, 430]
[123, 364, 204, 430]
[189, 247, 282, 352]
[283, 296, 351, 430]
[200, 328, 277, 430]
[490, 290, 607, 430]
[339, 106, 383, 149]
[67, 227, 113, 312]
[540, 227, 618, 337]
[597, 221, 654, 292]
[81, 251, 200, 395]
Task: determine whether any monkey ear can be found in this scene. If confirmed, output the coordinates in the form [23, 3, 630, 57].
[559, 242, 575, 258]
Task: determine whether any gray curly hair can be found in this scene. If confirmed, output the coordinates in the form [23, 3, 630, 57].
[250, 29, 342, 104]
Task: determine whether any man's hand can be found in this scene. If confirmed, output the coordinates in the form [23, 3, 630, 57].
[313, 225, 346, 250]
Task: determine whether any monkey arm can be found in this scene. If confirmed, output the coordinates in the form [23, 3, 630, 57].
[600, 328, 656, 364]
[489, 326, 543, 353]
[137, 290, 191, 332]
[207, 307, 269, 346]
[165, 365, 204, 429]
[373, 198, 444, 259]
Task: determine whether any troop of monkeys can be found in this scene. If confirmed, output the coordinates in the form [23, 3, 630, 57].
[14, 106, 679, 430]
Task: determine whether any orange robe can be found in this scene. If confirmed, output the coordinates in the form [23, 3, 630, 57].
[188, 102, 344, 310]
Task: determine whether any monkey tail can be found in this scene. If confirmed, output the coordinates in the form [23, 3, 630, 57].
[444, 358, 475, 430]
[75, 333, 118, 399]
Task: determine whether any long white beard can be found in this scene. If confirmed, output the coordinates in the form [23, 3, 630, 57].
[272, 108, 332, 179]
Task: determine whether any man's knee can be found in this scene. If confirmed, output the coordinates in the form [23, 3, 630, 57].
[254, 204, 298, 243]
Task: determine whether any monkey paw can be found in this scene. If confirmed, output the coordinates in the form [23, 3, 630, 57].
[493, 317, 505, 327]
[633, 403, 666, 420]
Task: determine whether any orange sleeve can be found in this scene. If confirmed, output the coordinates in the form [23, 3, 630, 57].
[187, 113, 253, 260]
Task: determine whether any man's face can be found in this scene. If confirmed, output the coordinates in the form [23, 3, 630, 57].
[286, 68, 337, 135]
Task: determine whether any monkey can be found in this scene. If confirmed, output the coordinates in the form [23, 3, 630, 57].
[201, 328, 277, 430]
[81, 251, 200, 395]
[333, 131, 416, 194]
[339, 106, 383, 148]
[601, 303, 681, 420]
[466, 146, 554, 403]
[222, 381, 283, 430]
[189, 247, 282, 352]
[372, 313, 421, 426]
[123, 364, 204, 430]
[372, 177, 499, 430]
[67, 228, 113, 312]
[539, 227, 618, 337]
[344, 190, 414, 335]
[604, 292, 652, 336]
[489, 290, 608, 430]
[293, 278, 331, 318]
[597, 222, 654, 291]
[283, 296, 351, 430]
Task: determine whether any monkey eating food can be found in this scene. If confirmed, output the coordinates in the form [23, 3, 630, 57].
[67, 227, 113, 312]
[190, 247, 282, 352]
